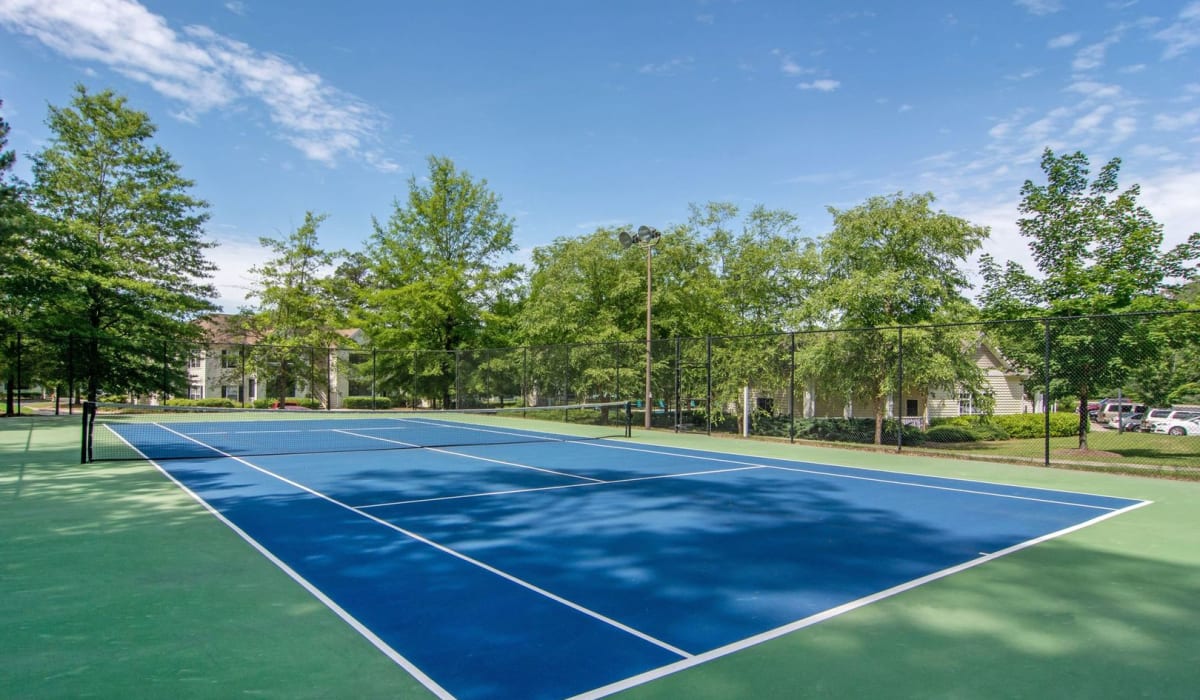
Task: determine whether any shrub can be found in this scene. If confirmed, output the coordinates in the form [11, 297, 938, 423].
[165, 398, 235, 408]
[343, 396, 393, 409]
[992, 412, 1079, 439]
[195, 398, 235, 408]
[925, 425, 979, 443]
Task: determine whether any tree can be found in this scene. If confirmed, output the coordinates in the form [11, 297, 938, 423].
[243, 212, 346, 408]
[979, 148, 1199, 449]
[27, 85, 218, 401]
[803, 192, 989, 444]
[1, 99, 36, 414]
[357, 156, 521, 407]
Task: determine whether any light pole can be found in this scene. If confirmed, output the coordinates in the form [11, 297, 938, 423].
[619, 225, 662, 429]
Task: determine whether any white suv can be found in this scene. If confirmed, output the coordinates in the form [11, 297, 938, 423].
[1142, 408, 1200, 433]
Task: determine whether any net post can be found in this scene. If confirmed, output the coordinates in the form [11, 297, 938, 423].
[80, 400, 94, 464]
[625, 401, 632, 437]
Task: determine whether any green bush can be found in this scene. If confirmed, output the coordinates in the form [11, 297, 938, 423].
[195, 398, 235, 408]
[925, 424, 979, 443]
[992, 412, 1079, 439]
[164, 398, 235, 408]
[343, 396, 392, 409]
[250, 397, 321, 409]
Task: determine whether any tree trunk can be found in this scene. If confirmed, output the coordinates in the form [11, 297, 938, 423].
[874, 406, 884, 445]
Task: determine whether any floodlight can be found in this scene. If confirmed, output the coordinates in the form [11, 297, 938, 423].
[619, 230, 634, 249]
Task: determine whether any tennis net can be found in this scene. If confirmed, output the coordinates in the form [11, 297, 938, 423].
[81, 401, 633, 463]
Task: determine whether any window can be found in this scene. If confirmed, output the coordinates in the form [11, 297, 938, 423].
[188, 352, 202, 369]
[188, 384, 203, 400]
[222, 385, 240, 400]
[958, 391, 978, 415]
[905, 399, 919, 417]
[219, 348, 240, 369]
[248, 378, 256, 400]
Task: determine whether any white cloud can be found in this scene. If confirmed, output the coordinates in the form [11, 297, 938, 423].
[1069, 104, 1114, 135]
[1005, 68, 1042, 81]
[798, 79, 840, 92]
[1153, 108, 1200, 131]
[0, 0, 395, 170]
[1015, 0, 1063, 16]
[1139, 169, 1200, 248]
[770, 49, 815, 76]
[224, 2, 245, 16]
[1131, 144, 1184, 162]
[637, 57, 693, 75]
[1073, 38, 1118, 71]
[1155, 2, 1200, 59]
[1111, 116, 1137, 143]
[1067, 80, 1122, 100]
[205, 235, 274, 312]
[1047, 33, 1080, 49]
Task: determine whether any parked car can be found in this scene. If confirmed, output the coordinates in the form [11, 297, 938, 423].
[1097, 401, 1146, 426]
[1114, 412, 1143, 432]
[1141, 408, 1200, 433]
[1153, 416, 1200, 436]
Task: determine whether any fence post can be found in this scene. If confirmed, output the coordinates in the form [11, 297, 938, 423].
[240, 343, 247, 407]
[674, 338, 681, 432]
[68, 333, 75, 415]
[161, 340, 169, 402]
[371, 348, 377, 410]
[326, 346, 333, 410]
[454, 349, 462, 410]
[15, 331, 22, 416]
[705, 335, 712, 436]
[789, 332, 796, 444]
[897, 326, 904, 453]
[613, 342, 620, 403]
[1043, 319, 1051, 467]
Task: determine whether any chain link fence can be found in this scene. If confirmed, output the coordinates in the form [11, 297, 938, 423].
[6, 311, 1200, 473]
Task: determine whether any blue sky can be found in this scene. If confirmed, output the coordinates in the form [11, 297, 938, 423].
[2, 0, 1198, 311]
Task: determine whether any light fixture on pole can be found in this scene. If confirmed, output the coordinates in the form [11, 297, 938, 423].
[619, 225, 662, 430]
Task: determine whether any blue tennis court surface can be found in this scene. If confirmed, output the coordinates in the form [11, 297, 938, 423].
[106, 419, 1148, 699]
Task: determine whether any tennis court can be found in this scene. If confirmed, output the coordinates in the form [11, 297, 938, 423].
[77, 403, 1148, 699]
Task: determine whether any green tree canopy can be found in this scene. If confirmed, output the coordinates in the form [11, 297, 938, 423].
[979, 148, 1199, 447]
[803, 192, 989, 444]
[357, 155, 521, 406]
[27, 85, 218, 400]
[243, 211, 346, 407]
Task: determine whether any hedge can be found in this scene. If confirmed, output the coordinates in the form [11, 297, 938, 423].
[991, 411, 1081, 439]
[164, 398, 235, 408]
[343, 396, 393, 409]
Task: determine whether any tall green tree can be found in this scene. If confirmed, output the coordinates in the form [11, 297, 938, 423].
[1, 99, 37, 414]
[979, 148, 1199, 448]
[358, 156, 521, 407]
[28, 85, 218, 401]
[803, 192, 988, 444]
[243, 212, 346, 407]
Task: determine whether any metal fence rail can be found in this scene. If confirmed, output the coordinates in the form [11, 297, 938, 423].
[6, 311, 1200, 473]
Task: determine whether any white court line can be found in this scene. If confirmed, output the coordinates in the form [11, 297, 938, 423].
[103, 425, 455, 700]
[149, 422, 692, 661]
[569, 498, 1154, 700]
[576, 440, 1128, 511]
[331, 429, 605, 483]
[356, 466, 763, 509]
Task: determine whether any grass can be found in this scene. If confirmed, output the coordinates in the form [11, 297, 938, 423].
[919, 430, 1200, 474]
[4, 416, 1200, 698]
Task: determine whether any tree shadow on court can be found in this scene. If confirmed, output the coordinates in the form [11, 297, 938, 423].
[617, 534, 1200, 699]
